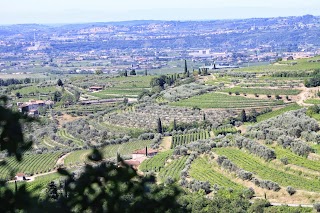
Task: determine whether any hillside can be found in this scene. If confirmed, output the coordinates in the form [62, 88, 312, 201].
[1, 55, 320, 211]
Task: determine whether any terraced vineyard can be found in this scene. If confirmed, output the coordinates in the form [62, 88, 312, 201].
[222, 87, 302, 95]
[171, 92, 284, 109]
[91, 88, 144, 98]
[64, 140, 152, 166]
[273, 146, 320, 171]
[304, 99, 320, 105]
[171, 131, 210, 148]
[158, 156, 188, 181]
[12, 172, 64, 195]
[256, 103, 302, 122]
[62, 104, 115, 114]
[12, 85, 58, 96]
[42, 137, 68, 148]
[139, 150, 173, 172]
[214, 148, 320, 192]
[189, 157, 243, 190]
[57, 129, 84, 147]
[0, 152, 62, 180]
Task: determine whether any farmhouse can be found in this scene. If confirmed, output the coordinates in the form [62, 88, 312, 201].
[15, 173, 27, 181]
[124, 147, 159, 169]
[89, 86, 103, 92]
[132, 147, 158, 159]
[18, 100, 54, 116]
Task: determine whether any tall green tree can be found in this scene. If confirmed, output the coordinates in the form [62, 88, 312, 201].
[184, 60, 188, 74]
[57, 79, 63, 87]
[240, 109, 247, 122]
[46, 181, 59, 201]
[130, 69, 136, 75]
[157, 118, 163, 134]
[53, 91, 62, 102]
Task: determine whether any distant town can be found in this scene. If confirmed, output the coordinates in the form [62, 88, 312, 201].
[0, 15, 320, 76]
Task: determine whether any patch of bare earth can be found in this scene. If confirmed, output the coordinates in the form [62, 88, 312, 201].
[56, 152, 71, 166]
[296, 86, 320, 106]
[56, 113, 82, 127]
[160, 136, 172, 151]
[236, 125, 247, 134]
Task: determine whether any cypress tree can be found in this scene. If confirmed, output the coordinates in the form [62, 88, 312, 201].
[184, 60, 187, 74]
[173, 119, 177, 131]
[240, 109, 247, 122]
[203, 113, 206, 121]
[157, 118, 163, 134]
[57, 79, 63, 87]
[145, 69, 148, 76]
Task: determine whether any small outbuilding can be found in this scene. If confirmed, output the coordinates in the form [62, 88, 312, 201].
[132, 147, 158, 159]
[15, 173, 26, 181]
[89, 86, 103, 92]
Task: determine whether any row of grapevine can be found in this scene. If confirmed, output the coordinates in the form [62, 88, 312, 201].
[171, 92, 285, 109]
[139, 150, 173, 172]
[64, 140, 152, 166]
[0, 152, 62, 180]
[158, 156, 188, 181]
[189, 156, 243, 190]
[214, 148, 320, 192]
[272, 146, 320, 172]
[57, 130, 84, 147]
[171, 131, 210, 148]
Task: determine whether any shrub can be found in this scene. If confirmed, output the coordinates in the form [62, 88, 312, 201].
[314, 203, 320, 212]
[280, 157, 289, 165]
[286, 186, 296, 196]
[243, 187, 255, 199]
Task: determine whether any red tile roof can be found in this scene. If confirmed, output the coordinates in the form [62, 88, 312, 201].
[132, 148, 158, 155]
[124, 160, 141, 166]
[15, 173, 25, 177]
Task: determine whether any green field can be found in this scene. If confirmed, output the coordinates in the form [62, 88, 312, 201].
[64, 140, 152, 166]
[304, 99, 320, 105]
[238, 56, 320, 73]
[158, 156, 187, 181]
[91, 88, 143, 98]
[73, 75, 153, 88]
[214, 148, 320, 192]
[139, 150, 173, 172]
[13, 172, 63, 196]
[255, 104, 302, 122]
[171, 92, 284, 109]
[311, 144, 320, 154]
[0, 152, 62, 180]
[171, 131, 210, 148]
[221, 87, 301, 96]
[12, 85, 58, 95]
[189, 156, 243, 190]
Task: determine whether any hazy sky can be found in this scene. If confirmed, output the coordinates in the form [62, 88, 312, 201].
[1, 0, 320, 24]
